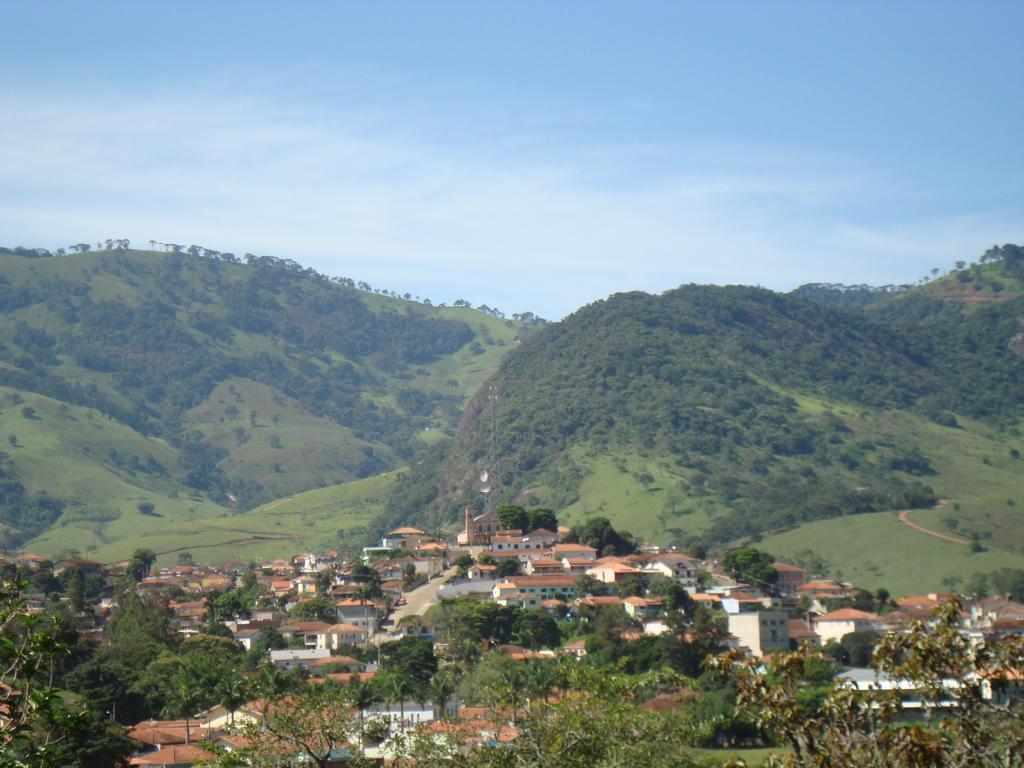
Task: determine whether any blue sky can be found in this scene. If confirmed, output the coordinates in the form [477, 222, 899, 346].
[1, 2, 1021, 318]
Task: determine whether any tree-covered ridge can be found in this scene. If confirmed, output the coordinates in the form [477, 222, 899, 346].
[396, 267, 1023, 546]
[0, 246, 530, 548]
[792, 243, 1024, 309]
[0, 249, 473, 435]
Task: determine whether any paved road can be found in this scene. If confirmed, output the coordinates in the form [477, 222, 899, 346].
[390, 566, 457, 624]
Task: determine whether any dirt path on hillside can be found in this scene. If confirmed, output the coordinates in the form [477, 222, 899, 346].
[259, 497, 294, 513]
[897, 502, 968, 545]
[103, 533, 302, 565]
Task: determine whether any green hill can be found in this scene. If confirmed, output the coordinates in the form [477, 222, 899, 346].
[5, 241, 1023, 592]
[383, 248, 1024, 592]
[0, 245, 534, 556]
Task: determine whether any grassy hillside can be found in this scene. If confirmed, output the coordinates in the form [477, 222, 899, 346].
[547, 392, 1024, 594]
[757, 513, 1023, 596]
[184, 377, 389, 498]
[385, 250, 1024, 594]
[36, 473, 393, 567]
[0, 381, 396, 564]
[0, 246, 531, 553]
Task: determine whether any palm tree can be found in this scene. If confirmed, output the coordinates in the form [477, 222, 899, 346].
[216, 670, 249, 726]
[346, 676, 380, 745]
[255, 663, 289, 724]
[388, 674, 417, 732]
[428, 672, 457, 720]
[525, 660, 556, 711]
[553, 659, 575, 701]
[485, 661, 526, 725]
[167, 680, 203, 744]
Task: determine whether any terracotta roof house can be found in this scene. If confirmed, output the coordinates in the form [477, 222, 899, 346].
[129, 744, 217, 766]
[788, 618, 820, 646]
[622, 595, 663, 619]
[127, 720, 215, 748]
[813, 608, 885, 644]
[551, 543, 598, 560]
[772, 562, 808, 591]
[586, 560, 643, 584]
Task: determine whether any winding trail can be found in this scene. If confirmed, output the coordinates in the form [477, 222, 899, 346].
[897, 501, 968, 545]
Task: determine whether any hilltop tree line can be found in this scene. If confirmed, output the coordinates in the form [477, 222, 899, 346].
[0, 244, 525, 520]
[0, 240, 548, 325]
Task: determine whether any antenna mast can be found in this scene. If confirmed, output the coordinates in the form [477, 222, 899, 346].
[479, 382, 499, 512]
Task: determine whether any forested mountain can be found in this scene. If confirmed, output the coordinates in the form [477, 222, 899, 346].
[0, 245, 534, 553]
[3, 241, 1022, 587]
[383, 247, 1024, 568]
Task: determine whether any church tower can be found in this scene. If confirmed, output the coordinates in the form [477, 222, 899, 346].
[464, 504, 474, 545]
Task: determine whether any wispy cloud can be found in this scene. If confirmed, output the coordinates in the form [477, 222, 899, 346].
[0, 85, 1016, 318]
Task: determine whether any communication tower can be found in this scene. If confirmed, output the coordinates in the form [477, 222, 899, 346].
[478, 382, 498, 511]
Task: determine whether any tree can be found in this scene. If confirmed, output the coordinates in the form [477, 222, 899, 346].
[721, 547, 778, 588]
[709, 598, 1024, 767]
[495, 558, 521, 578]
[526, 508, 558, 533]
[454, 554, 474, 578]
[401, 563, 418, 589]
[574, 574, 610, 598]
[428, 671, 456, 720]
[224, 684, 364, 768]
[215, 669, 249, 725]
[0, 578, 80, 763]
[163, 677, 203, 744]
[689, 604, 727, 648]
[646, 574, 693, 613]
[288, 597, 335, 623]
[379, 636, 437, 687]
[565, 517, 636, 556]
[496, 504, 528, 532]
[989, 567, 1024, 601]
[253, 663, 292, 724]
[965, 571, 990, 599]
[382, 670, 418, 732]
[401, 666, 688, 768]
[347, 675, 381, 745]
[128, 548, 156, 581]
[511, 610, 560, 649]
[614, 573, 647, 598]
[840, 630, 880, 667]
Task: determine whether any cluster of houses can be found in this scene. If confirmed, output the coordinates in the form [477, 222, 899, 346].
[448, 512, 1024, 666]
[7, 513, 1024, 767]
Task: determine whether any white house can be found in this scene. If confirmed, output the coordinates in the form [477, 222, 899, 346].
[316, 623, 368, 649]
[586, 560, 643, 584]
[813, 608, 885, 645]
[269, 648, 331, 671]
[551, 543, 598, 561]
[335, 599, 379, 632]
[644, 553, 701, 590]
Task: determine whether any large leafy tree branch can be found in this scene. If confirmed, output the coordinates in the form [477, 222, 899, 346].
[708, 598, 1024, 767]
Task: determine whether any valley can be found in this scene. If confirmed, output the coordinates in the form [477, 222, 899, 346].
[1, 244, 1022, 596]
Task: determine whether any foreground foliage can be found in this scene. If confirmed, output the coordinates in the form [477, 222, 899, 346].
[0, 579, 134, 768]
[709, 598, 1024, 767]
